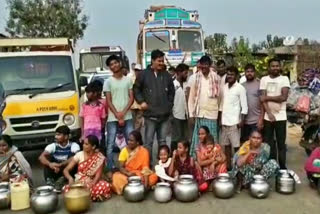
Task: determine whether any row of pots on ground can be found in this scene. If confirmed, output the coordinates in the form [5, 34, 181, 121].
[0, 170, 295, 214]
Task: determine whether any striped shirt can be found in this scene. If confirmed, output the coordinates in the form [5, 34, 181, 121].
[45, 142, 80, 163]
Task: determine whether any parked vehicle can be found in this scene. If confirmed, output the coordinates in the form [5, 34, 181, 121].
[79, 72, 113, 104]
[137, 5, 205, 70]
[0, 38, 83, 150]
[78, 46, 129, 100]
[79, 46, 129, 80]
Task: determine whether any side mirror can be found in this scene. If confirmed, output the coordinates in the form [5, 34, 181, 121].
[79, 76, 88, 87]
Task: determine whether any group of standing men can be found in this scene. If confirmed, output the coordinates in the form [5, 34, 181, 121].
[103, 49, 290, 172]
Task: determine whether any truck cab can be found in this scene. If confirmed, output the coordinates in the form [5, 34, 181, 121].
[0, 38, 82, 150]
[79, 46, 129, 78]
[137, 6, 205, 70]
[79, 46, 130, 103]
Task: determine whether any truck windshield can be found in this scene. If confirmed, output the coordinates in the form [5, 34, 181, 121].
[145, 31, 170, 52]
[178, 30, 202, 52]
[0, 56, 75, 96]
[81, 52, 121, 72]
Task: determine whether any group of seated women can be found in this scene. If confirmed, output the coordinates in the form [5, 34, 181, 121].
[110, 127, 281, 194]
[2, 125, 320, 202]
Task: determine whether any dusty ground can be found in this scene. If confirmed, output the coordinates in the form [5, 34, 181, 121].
[3, 124, 320, 214]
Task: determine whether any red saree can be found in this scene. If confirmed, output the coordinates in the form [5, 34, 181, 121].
[197, 144, 227, 180]
[64, 152, 111, 201]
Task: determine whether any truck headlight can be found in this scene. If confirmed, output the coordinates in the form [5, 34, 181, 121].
[63, 114, 75, 126]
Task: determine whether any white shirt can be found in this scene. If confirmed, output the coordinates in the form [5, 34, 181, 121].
[239, 75, 247, 84]
[173, 79, 187, 120]
[187, 73, 196, 88]
[260, 75, 290, 121]
[220, 74, 227, 86]
[188, 74, 220, 119]
[220, 82, 248, 126]
[219, 74, 227, 97]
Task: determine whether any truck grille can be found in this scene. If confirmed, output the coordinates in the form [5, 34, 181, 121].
[10, 115, 59, 124]
[9, 115, 60, 132]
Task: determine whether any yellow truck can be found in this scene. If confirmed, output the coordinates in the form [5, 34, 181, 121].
[0, 38, 83, 150]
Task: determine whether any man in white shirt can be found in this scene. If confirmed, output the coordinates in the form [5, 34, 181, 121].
[188, 56, 221, 157]
[171, 63, 189, 151]
[184, 62, 200, 143]
[260, 58, 290, 169]
[219, 66, 248, 169]
[185, 62, 200, 102]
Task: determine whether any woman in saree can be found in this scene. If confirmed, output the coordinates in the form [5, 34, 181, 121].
[231, 130, 279, 192]
[63, 135, 111, 201]
[196, 126, 227, 183]
[0, 135, 32, 185]
[112, 130, 158, 195]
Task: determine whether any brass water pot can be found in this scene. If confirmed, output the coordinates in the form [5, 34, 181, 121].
[64, 183, 91, 214]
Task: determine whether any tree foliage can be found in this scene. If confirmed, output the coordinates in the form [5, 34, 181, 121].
[6, 0, 88, 44]
[252, 34, 285, 52]
[205, 33, 319, 76]
[231, 36, 255, 72]
[204, 33, 229, 56]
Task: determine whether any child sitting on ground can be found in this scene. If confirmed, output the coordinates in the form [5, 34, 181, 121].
[169, 141, 208, 192]
[155, 145, 174, 182]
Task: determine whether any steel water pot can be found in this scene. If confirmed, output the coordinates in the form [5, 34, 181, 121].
[276, 170, 295, 194]
[31, 186, 58, 214]
[250, 175, 270, 199]
[173, 175, 198, 202]
[123, 176, 145, 202]
[0, 182, 10, 210]
[213, 173, 235, 199]
[154, 182, 172, 203]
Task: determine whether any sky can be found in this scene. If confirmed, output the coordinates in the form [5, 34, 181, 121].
[1, 0, 320, 67]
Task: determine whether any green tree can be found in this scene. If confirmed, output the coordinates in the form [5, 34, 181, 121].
[231, 36, 255, 72]
[204, 33, 228, 56]
[310, 40, 320, 45]
[252, 43, 262, 52]
[252, 34, 285, 52]
[303, 38, 310, 45]
[6, 0, 88, 44]
[264, 34, 285, 49]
